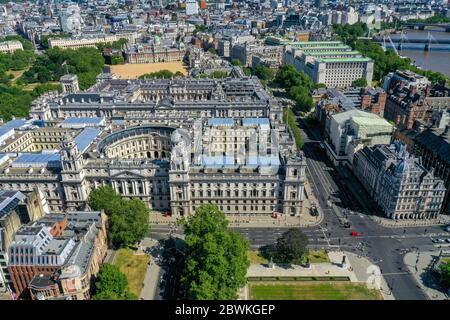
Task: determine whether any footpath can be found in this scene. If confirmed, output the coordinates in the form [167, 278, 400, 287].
[372, 215, 450, 228]
[404, 250, 449, 300]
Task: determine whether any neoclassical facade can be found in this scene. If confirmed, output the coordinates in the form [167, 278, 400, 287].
[0, 75, 305, 217]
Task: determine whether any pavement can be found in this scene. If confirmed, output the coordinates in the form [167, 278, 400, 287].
[404, 250, 450, 300]
[145, 113, 449, 300]
[373, 215, 450, 228]
[242, 250, 393, 300]
[139, 238, 164, 300]
[0, 291, 12, 300]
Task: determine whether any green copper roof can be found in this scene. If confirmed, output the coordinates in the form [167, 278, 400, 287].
[315, 57, 372, 63]
[294, 45, 352, 50]
[304, 51, 361, 56]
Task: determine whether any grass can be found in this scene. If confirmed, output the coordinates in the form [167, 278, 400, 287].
[248, 250, 269, 264]
[6, 69, 27, 82]
[113, 248, 150, 297]
[249, 281, 383, 300]
[247, 250, 329, 265]
[283, 107, 304, 149]
[307, 250, 330, 264]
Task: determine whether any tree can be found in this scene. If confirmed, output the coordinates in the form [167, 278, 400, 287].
[88, 186, 122, 215]
[275, 228, 309, 264]
[231, 59, 242, 66]
[283, 107, 304, 149]
[182, 204, 249, 300]
[19, 47, 105, 89]
[138, 69, 184, 79]
[440, 262, 450, 286]
[254, 64, 275, 81]
[243, 67, 252, 76]
[207, 47, 217, 55]
[289, 85, 313, 113]
[88, 186, 149, 248]
[108, 199, 149, 247]
[351, 78, 368, 87]
[93, 263, 136, 300]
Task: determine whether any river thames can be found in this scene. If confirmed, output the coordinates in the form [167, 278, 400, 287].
[384, 29, 450, 77]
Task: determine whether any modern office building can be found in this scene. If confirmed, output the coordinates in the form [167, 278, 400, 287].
[324, 109, 393, 166]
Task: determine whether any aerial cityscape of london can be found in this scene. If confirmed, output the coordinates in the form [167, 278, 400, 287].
[0, 0, 449, 312]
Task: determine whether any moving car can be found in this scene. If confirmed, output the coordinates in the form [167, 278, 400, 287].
[350, 231, 360, 237]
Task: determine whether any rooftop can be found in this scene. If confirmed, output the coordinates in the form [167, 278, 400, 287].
[74, 127, 102, 153]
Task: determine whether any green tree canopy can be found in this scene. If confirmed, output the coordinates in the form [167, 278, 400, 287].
[255, 64, 275, 81]
[440, 262, 450, 286]
[138, 69, 184, 79]
[93, 263, 136, 300]
[88, 186, 149, 248]
[351, 78, 368, 87]
[88, 185, 122, 215]
[275, 228, 309, 264]
[19, 47, 105, 89]
[289, 85, 314, 113]
[231, 59, 243, 66]
[182, 204, 250, 300]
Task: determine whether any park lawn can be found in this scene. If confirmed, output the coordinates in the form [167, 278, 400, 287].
[22, 81, 60, 91]
[249, 281, 383, 300]
[6, 69, 27, 82]
[307, 250, 330, 264]
[248, 250, 269, 264]
[247, 250, 329, 265]
[113, 248, 150, 297]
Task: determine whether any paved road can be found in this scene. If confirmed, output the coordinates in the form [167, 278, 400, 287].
[148, 116, 449, 299]
[287, 115, 448, 299]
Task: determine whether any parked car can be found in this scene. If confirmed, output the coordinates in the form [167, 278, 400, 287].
[445, 238, 450, 243]
[445, 225, 450, 232]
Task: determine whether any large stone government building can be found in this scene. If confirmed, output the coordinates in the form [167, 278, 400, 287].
[0, 74, 306, 218]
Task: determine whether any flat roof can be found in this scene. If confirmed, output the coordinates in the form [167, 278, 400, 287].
[242, 118, 270, 127]
[207, 118, 234, 127]
[304, 51, 361, 56]
[297, 46, 352, 51]
[74, 127, 102, 153]
[351, 116, 393, 127]
[62, 117, 104, 125]
[11, 153, 61, 168]
[316, 57, 372, 63]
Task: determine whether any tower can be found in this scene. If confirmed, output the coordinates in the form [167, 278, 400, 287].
[60, 74, 79, 94]
[283, 151, 306, 216]
[60, 134, 88, 209]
